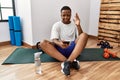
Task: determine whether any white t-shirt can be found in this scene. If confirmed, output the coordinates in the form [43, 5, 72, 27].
[50, 21, 78, 41]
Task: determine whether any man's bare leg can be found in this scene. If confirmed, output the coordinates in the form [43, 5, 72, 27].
[39, 40, 67, 61]
[67, 33, 88, 61]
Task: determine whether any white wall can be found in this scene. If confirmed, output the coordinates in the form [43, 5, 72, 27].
[15, 0, 33, 45]
[88, 0, 101, 36]
[0, 22, 10, 42]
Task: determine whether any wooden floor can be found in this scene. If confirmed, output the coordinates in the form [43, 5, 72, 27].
[0, 36, 120, 80]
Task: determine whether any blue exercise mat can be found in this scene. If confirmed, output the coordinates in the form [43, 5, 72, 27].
[8, 16, 22, 46]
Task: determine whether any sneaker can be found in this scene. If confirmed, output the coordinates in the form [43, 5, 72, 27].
[61, 61, 71, 76]
[71, 60, 80, 70]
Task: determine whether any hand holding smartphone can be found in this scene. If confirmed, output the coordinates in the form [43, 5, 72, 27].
[63, 41, 70, 45]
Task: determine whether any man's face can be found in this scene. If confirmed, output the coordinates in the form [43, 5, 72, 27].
[61, 10, 71, 24]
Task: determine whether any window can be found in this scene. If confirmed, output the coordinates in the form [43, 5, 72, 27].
[0, 0, 15, 22]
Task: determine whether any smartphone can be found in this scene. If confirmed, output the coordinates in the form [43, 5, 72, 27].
[63, 41, 70, 44]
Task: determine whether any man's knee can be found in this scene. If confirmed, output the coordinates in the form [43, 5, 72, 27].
[80, 32, 88, 39]
[39, 40, 49, 48]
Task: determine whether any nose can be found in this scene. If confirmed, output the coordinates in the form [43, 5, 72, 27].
[64, 16, 68, 19]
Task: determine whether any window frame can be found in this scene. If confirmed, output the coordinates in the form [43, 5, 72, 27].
[0, 0, 16, 22]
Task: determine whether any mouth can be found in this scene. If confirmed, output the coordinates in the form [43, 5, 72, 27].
[62, 20, 70, 24]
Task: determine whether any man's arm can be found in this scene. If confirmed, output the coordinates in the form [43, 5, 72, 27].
[73, 13, 83, 35]
[52, 39, 61, 46]
[76, 24, 83, 35]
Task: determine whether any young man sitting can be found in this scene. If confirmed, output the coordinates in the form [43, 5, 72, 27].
[39, 6, 88, 76]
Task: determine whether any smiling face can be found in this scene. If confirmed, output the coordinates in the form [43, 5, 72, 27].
[61, 10, 71, 24]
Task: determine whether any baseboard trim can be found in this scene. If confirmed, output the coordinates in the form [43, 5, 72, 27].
[0, 41, 36, 49]
[0, 41, 10, 46]
[88, 35, 98, 38]
[22, 42, 36, 49]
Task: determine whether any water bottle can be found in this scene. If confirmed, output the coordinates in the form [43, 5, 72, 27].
[34, 52, 42, 74]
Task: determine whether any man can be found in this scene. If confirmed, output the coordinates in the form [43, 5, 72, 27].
[39, 6, 88, 76]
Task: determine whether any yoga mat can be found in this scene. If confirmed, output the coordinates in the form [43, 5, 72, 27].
[2, 48, 120, 64]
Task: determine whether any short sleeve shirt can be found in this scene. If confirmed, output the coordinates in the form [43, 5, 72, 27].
[50, 21, 78, 41]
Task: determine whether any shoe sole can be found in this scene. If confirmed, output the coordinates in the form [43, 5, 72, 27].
[76, 61, 80, 70]
[61, 63, 65, 74]
[61, 62, 70, 76]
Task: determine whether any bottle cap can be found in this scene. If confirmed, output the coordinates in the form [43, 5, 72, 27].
[34, 52, 42, 59]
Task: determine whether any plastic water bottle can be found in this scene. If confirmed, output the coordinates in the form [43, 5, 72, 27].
[34, 52, 42, 74]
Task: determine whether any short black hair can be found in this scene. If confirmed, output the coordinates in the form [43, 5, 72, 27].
[61, 6, 71, 12]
